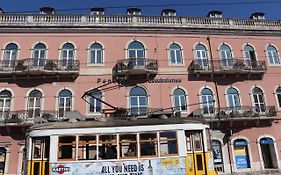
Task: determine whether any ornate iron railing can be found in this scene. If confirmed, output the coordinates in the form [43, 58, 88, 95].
[189, 59, 266, 73]
[0, 110, 84, 124]
[0, 58, 80, 73]
[112, 58, 158, 75]
[192, 106, 276, 120]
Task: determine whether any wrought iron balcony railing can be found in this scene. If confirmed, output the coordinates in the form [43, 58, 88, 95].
[189, 59, 266, 74]
[192, 106, 276, 120]
[112, 58, 158, 75]
[0, 110, 84, 124]
[0, 58, 80, 73]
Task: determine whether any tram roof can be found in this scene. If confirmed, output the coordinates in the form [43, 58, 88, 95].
[28, 117, 208, 131]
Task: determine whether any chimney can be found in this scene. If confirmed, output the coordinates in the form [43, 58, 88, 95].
[250, 12, 265, 19]
[161, 9, 176, 16]
[126, 8, 141, 15]
[90, 8, 105, 15]
[40, 7, 55, 14]
[207, 10, 223, 18]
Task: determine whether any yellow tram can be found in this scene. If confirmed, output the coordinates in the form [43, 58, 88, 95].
[26, 117, 217, 175]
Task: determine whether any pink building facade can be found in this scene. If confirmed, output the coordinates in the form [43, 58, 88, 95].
[0, 8, 281, 174]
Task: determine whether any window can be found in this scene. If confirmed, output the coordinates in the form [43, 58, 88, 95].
[127, 41, 145, 67]
[129, 87, 148, 116]
[276, 87, 281, 108]
[3, 43, 18, 69]
[61, 43, 75, 67]
[195, 44, 208, 68]
[27, 90, 42, 118]
[252, 87, 266, 113]
[267, 45, 280, 65]
[140, 133, 158, 157]
[219, 44, 233, 67]
[169, 43, 183, 64]
[0, 90, 11, 120]
[119, 134, 137, 159]
[33, 43, 46, 67]
[78, 136, 97, 160]
[159, 132, 177, 156]
[0, 147, 6, 174]
[58, 136, 76, 160]
[99, 135, 117, 159]
[243, 45, 256, 66]
[58, 90, 72, 118]
[172, 88, 187, 112]
[89, 43, 103, 64]
[227, 87, 241, 108]
[200, 88, 214, 116]
[89, 90, 102, 113]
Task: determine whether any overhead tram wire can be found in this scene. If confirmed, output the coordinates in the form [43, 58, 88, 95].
[4, 0, 281, 14]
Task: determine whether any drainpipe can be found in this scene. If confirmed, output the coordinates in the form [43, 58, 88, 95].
[206, 36, 221, 120]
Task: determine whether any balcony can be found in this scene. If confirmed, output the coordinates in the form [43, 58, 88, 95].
[112, 58, 158, 84]
[0, 110, 84, 126]
[0, 59, 80, 79]
[189, 59, 266, 79]
[191, 106, 277, 128]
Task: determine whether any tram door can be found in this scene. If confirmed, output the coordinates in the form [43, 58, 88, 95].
[29, 137, 50, 175]
[185, 131, 206, 175]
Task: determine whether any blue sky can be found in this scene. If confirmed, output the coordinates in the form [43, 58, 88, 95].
[0, 0, 281, 19]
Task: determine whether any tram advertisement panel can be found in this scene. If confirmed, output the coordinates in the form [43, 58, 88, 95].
[51, 157, 186, 175]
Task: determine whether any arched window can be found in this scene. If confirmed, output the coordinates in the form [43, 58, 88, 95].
[27, 90, 42, 118]
[129, 87, 147, 116]
[195, 44, 208, 68]
[127, 41, 145, 67]
[252, 87, 266, 113]
[219, 44, 233, 67]
[233, 139, 250, 169]
[200, 88, 214, 116]
[58, 90, 72, 118]
[259, 137, 278, 169]
[89, 90, 102, 113]
[0, 147, 6, 174]
[0, 90, 12, 120]
[212, 140, 224, 173]
[127, 41, 145, 58]
[33, 43, 47, 67]
[172, 88, 187, 112]
[3, 43, 18, 68]
[267, 45, 280, 64]
[243, 45, 256, 65]
[226, 87, 241, 108]
[169, 43, 183, 64]
[275, 87, 281, 108]
[33, 43, 47, 59]
[61, 43, 75, 66]
[89, 43, 103, 64]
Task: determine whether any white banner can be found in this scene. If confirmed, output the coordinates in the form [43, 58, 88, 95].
[51, 157, 186, 175]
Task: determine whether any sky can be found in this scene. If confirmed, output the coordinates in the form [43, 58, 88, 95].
[0, 0, 281, 20]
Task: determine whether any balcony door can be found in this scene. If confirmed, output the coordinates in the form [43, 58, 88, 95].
[195, 44, 208, 69]
[127, 41, 145, 67]
[220, 44, 233, 68]
[33, 43, 47, 68]
[3, 43, 18, 69]
[28, 90, 43, 118]
[252, 87, 266, 113]
[129, 86, 148, 116]
[61, 43, 75, 68]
